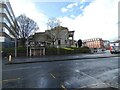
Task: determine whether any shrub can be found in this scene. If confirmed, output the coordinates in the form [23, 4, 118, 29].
[17, 46, 27, 57]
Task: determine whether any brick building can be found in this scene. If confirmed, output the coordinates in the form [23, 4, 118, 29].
[83, 38, 105, 52]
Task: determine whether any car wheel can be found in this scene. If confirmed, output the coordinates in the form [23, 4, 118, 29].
[111, 52, 114, 54]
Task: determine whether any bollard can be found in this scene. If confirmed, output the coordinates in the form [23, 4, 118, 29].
[8, 55, 12, 62]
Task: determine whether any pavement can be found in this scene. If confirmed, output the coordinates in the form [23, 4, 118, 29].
[3, 50, 118, 64]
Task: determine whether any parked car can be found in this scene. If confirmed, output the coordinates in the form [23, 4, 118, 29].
[110, 45, 120, 54]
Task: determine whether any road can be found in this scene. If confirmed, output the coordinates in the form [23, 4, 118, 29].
[2, 53, 119, 89]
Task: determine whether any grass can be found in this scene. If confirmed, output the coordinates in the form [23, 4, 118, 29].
[62, 47, 74, 50]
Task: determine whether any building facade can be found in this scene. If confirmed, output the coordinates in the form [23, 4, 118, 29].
[29, 26, 75, 48]
[83, 38, 105, 52]
[27, 26, 75, 56]
[0, 0, 19, 48]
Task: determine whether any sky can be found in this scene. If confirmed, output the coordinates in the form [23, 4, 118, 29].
[9, 0, 119, 41]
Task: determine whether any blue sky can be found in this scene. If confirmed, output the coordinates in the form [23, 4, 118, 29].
[35, 2, 91, 18]
[35, 2, 72, 18]
[10, 0, 118, 41]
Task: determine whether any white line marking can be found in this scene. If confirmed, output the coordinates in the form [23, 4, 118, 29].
[80, 83, 108, 88]
[80, 71, 111, 87]
[65, 82, 70, 85]
[75, 69, 80, 73]
[50, 73, 56, 79]
[2, 78, 20, 82]
[61, 84, 67, 90]
[3, 66, 41, 71]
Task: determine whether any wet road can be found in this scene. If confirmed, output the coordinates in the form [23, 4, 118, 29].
[2, 56, 119, 89]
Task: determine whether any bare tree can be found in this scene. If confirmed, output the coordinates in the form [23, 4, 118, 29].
[17, 14, 39, 46]
[46, 18, 63, 47]
[47, 18, 61, 29]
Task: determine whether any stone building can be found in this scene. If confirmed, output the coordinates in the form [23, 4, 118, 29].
[46, 27, 74, 47]
[29, 26, 75, 48]
[27, 26, 75, 56]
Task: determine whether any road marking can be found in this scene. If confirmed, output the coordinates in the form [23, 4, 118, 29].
[75, 69, 80, 73]
[80, 71, 111, 87]
[3, 67, 30, 71]
[61, 84, 67, 90]
[112, 76, 118, 80]
[49, 73, 67, 90]
[65, 82, 70, 85]
[3, 66, 41, 71]
[50, 73, 56, 79]
[80, 83, 108, 88]
[2, 78, 20, 82]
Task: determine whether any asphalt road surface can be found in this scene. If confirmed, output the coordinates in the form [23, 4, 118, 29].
[2, 56, 119, 89]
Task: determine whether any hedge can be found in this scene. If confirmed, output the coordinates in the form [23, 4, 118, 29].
[2, 46, 27, 57]
[2, 46, 90, 57]
[45, 47, 90, 55]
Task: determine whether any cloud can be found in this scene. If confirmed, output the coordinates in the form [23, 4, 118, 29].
[9, 0, 48, 32]
[80, 4, 84, 9]
[70, 15, 76, 18]
[59, 0, 118, 41]
[9, 0, 119, 41]
[67, 3, 78, 9]
[61, 8, 68, 13]
[61, 2, 78, 13]
[80, 0, 93, 3]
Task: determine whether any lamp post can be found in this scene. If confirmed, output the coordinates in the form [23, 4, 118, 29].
[57, 45, 59, 55]
[15, 38, 17, 57]
[26, 38, 29, 57]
